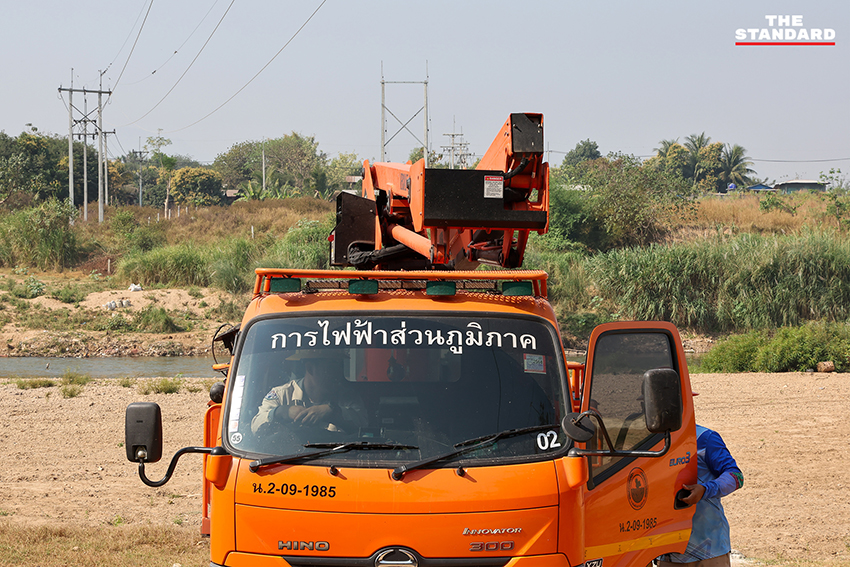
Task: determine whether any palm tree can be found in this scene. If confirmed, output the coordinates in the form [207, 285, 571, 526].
[683, 133, 711, 180]
[718, 144, 756, 190]
[653, 138, 679, 160]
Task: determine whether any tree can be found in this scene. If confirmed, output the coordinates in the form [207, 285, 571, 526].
[0, 129, 69, 207]
[407, 147, 446, 167]
[718, 144, 755, 191]
[170, 167, 224, 206]
[265, 133, 327, 194]
[647, 141, 688, 180]
[326, 152, 362, 194]
[653, 138, 679, 160]
[561, 139, 601, 167]
[212, 140, 260, 191]
[683, 132, 711, 180]
[577, 154, 694, 249]
[694, 142, 724, 193]
[145, 132, 176, 215]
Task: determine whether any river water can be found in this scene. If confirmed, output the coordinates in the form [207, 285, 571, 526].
[0, 353, 703, 379]
[0, 356, 223, 379]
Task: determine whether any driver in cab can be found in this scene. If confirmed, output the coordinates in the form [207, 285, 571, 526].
[251, 350, 367, 435]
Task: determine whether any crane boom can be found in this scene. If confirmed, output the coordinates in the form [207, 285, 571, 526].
[330, 113, 549, 270]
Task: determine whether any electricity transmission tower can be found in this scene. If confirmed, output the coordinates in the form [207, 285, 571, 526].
[380, 65, 430, 166]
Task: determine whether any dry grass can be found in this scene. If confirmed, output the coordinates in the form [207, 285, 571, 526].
[665, 193, 835, 243]
[74, 198, 333, 258]
[0, 522, 208, 567]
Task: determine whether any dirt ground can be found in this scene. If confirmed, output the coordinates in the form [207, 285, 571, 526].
[1, 278, 241, 357]
[0, 372, 847, 565]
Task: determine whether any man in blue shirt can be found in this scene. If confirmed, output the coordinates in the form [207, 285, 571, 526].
[658, 425, 744, 567]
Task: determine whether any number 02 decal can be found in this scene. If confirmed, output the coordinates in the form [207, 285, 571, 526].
[536, 431, 562, 451]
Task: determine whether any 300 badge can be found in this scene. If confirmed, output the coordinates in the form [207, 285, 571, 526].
[469, 541, 514, 552]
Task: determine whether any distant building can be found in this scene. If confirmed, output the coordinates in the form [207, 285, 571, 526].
[773, 180, 826, 194]
[746, 183, 775, 193]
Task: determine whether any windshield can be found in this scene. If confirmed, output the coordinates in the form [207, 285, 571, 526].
[223, 314, 568, 467]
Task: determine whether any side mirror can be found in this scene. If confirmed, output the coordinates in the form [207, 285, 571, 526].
[643, 368, 683, 434]
[125, 402, 163, 463]
[209, 381, 225, 404]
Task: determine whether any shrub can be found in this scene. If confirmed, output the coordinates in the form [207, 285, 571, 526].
[138, 378, 182, 395]
[61, 369, 93, 386]
[133, 306, 184, 333]
[701, 321, 850, 372]
[51, 283, 86, 304]
[14, 378, 55, 389]
[60, 384, 83, 398]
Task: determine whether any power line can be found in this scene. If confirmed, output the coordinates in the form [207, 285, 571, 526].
[121, 0, 235, 126]
[104, 0, 151, 75]
[108, 0, 154, 100]
[751, 157, 850, 163]
[166, 0, 328, 133]
[123, 0, 222, 86]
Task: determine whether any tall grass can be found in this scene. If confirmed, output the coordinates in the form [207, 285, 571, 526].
[589, 230, 850, 332]
[115, 212, 335, 292]
[0, 198, 78, 270]
[253, 216, 335, 271]
[118, 244, 211, 287]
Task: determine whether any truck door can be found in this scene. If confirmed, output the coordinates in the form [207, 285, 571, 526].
[580, 322, 697, 567]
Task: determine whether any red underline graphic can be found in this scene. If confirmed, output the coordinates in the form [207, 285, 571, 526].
[736, 42, 835, 46]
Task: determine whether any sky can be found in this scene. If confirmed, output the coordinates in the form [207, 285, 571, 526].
[1, 0, 848, 184]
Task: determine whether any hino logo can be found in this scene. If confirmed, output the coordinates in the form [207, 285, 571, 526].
[462, 527, 522, 535]
[375, 548, 418, 567]
[279, 541, 330, 551]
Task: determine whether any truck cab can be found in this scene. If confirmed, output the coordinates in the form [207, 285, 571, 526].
[127, 270, 696, 567]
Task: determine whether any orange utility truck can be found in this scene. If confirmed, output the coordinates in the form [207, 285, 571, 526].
[125, 114, 698, 567]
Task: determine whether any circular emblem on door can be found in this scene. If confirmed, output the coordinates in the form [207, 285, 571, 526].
[627, 467, 648, 510]
[375, 547, 418, 567]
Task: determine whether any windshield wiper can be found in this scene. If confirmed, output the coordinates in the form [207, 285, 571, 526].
[391, 424, 560, 480]
[249, 441, 418, 473]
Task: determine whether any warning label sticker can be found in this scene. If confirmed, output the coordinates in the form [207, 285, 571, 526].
[484, 176, 504, 199]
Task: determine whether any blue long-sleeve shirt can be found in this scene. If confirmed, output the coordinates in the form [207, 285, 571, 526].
[661, 425, 744, 563]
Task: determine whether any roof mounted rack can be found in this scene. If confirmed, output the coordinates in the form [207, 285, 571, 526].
[253, 269, 548, 299]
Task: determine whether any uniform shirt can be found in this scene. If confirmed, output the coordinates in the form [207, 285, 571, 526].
[250, 377, 368, 434]
[661, 425, 744, 563]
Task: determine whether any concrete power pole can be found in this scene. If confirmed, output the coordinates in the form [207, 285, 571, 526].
[67, 70, 74, 209]
[98, 72, 104, 223]
[59, 74, 112, 223]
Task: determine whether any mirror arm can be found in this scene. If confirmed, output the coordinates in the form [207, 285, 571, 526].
[567, 431, 671, 459]
[137, 446, 215, 488]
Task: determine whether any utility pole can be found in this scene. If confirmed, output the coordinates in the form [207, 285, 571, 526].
[83, 95, 89, 221]
[58, 73, 112, 223]
[98, 71, 105, 223]
[133, 138, 148, 206]
[380, 63, 429, 166]
[441, 118, 472, 169]
[102, 129, 116, 207]
[67, 70, 74, 209]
